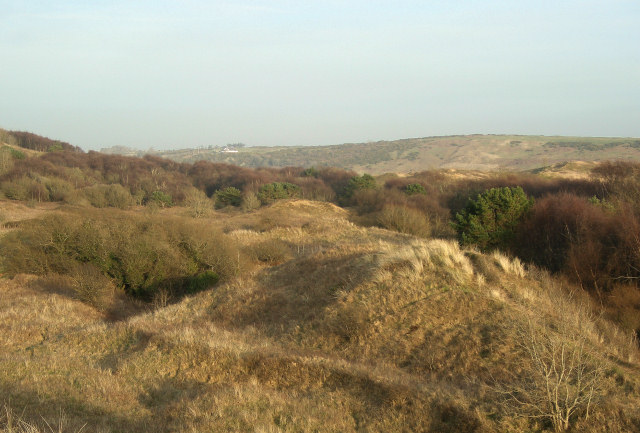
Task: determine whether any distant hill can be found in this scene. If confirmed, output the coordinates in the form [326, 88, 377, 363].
[0, 128, 81, 153]
[140, 134, 640, 174]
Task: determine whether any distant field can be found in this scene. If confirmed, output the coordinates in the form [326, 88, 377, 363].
[111, 134, 640, 174]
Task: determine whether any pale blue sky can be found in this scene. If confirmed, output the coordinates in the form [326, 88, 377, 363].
[1, 0, 638, 150]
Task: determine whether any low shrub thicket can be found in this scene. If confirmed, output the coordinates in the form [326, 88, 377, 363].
[377, 205, 431, 237]
[0, 211, 245, 300]
[82, 184, 133, 208]
[518, 193, 640, 293]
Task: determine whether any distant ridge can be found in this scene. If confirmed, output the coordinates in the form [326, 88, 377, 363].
[140, 134, 640, 174]
[0, 128, 81, 153]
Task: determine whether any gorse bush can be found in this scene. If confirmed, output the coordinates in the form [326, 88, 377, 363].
[454, 186, 533, 252]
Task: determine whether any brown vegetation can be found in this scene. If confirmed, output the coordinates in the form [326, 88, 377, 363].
[1, 200, 638, 432]
[2, 133, 640, 431]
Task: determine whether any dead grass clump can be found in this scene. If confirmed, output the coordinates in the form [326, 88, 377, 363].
[465, 251, 503, 283]
[375, 239, 473, 285]
[0, 404, 85, 433]
[0, 404, 41, 433]
[247, 239, 292, 265]
[490, 251, 525, 277]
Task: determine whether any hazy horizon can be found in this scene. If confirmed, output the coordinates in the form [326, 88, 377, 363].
[2, 1, 639, 151]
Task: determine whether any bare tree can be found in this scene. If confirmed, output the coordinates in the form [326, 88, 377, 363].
[501, 313, 605, 432]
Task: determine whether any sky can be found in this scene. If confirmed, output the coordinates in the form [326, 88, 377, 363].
[1, 0, 639, 151]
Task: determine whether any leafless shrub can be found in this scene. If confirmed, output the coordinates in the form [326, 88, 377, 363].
[240, 191, 261, 211]
[152, 287, 172, 310]
[69, 263, 116, 310]
[377, 205, 431, 237]
[500, 312, 605, 432]
[184, 188, 212, 218]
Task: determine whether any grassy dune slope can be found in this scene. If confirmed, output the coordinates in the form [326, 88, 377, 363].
[1, 200, 639, 432]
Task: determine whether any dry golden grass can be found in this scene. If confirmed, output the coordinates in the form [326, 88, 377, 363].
[1, 198, 639, 432]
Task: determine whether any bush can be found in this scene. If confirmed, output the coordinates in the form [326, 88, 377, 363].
[43, 177, 73, 202]
[187, 270, 219, 293]
[82, 184, 133, 208]
[342, 173, 376, 201]
[301, 167, 319, 177]
[0, 146, 24, 176]
[453, 186, 533, 251]
[377, 205, 431, 237]
[1, 176, 47, 201]
[215, 187, 243, 208]
[241, 191, 261, 211]
[9, 147, 26, 159]
[504, 312, 605, 432]
[69, 263, 116, 309]
[517, 193, 640, 294]
[184, 188, 212, 217]
[404, 183, 427, 195]
[257, 182, 300, 204]
[149, 190, 173, 208]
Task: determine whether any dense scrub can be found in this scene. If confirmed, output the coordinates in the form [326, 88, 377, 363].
[0, 210, 244, 302]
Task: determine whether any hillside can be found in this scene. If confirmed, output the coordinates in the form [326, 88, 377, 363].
[1, 199, 639, 432]
[135, 135, 640, 174]
[2, 142, 640, 431]
[0, 128, 81, 153]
